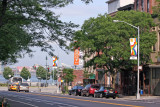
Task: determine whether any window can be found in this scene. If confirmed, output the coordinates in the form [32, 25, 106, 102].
[136, 0, 139, 10]
[152, 45, 156, 51]
[141, 0, 144, 11]
[147, 0, 150, 12]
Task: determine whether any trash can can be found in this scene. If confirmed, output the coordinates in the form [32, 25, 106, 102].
[140, 89, 143, 95]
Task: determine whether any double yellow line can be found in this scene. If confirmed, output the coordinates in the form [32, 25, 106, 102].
[24, 93, 144, 107]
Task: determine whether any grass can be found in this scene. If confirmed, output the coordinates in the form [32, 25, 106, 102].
[0, 83, 8, 87]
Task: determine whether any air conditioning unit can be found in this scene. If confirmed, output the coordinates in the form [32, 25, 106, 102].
[157, 57, 160, 62]
[152, 27, 156, 31]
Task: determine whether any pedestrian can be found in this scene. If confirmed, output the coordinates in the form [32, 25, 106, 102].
[62, 85, 65, 94]
[59, 85, 61, 91]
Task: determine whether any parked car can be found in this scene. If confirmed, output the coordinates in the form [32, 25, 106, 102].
[94, 86, 118, 99]
[8, 83, 19, 91]
[68, 85, 84, 96]
[81, 84, 100, 97]
[16, 83, 29, 92]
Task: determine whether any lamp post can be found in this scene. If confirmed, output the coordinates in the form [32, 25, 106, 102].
[46, 56, 48, 87]
[113, 20, 140, 99]
[38, 77, 41, 92]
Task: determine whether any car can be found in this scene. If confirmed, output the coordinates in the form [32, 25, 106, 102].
[16, 83, 29, 92]
[8, 83, 19, 91]
[68, 85, 84, 96]
[94, 86, 118, 99]
[81, 84, 100, 97]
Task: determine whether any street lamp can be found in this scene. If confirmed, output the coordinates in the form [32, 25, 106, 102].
[38, 77, 41, 92]
[46, 56, 48, 87]
[113, 20, 140, 99]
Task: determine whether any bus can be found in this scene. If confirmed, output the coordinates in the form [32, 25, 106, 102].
[8, 77, 23, 91]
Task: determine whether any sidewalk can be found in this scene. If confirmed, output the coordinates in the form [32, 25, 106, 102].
[29, 85, 59, 94]
[117, 94, 160, 100]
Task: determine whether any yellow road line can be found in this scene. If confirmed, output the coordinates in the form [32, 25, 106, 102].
[22, 92, 144, 107]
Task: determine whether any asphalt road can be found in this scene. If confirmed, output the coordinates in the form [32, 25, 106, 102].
[0, 91, 160, 107]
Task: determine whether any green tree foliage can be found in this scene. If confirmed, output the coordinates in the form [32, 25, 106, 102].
[153, 0, 160, 19]
[20, 67, 31, 80]
[3, 67, 14, 80]
[36, 66, 50, 80]
[72, 10, 156, 88]
[83, 71, 94, 79]
[0, 0, 92, 63]
[62, 68, 76, 85]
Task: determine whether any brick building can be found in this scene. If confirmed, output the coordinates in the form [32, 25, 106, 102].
[72, 70, 84, 87]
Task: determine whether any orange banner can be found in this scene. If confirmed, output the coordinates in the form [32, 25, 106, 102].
[74, 48, 79, 65]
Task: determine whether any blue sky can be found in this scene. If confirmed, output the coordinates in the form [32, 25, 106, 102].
[11, 0, 108, 67]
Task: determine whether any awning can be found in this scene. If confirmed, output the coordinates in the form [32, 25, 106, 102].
[89, 74, 95, 79]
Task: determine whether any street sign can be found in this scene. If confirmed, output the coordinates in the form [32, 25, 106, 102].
[133, 65, 143, 71]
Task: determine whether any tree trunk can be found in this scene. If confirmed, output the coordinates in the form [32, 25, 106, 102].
[112, 74, 116, 89]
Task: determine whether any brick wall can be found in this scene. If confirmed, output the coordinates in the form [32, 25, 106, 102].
[72, 70, 84, 87]
[134, 0, 157, 14]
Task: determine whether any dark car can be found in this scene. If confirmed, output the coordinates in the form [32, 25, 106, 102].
[81, 84, 100, 97]
[16, 83, 29, 92]
[94, 86, 118, 99]
[68, 85, 84, 96]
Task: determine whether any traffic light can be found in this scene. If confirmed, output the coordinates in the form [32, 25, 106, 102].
[47, 67, 50, 72]
[33, 66, 36, 70]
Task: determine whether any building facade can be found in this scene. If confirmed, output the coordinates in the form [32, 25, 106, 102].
[107, 0, 134, 16]
[134, 0, 160, 95]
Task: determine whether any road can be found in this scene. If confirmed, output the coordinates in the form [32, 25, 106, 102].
[0, 91, 160, 107]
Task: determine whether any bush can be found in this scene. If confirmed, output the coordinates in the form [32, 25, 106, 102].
[0, 83, 8, 87]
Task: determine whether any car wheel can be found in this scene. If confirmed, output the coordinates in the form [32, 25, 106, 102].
[69, 92, 71, 95]
[99, 93, 103, 98]
[113, 96, 116, 99]
[74, 92, 77, 96]
[86, 92, 89, 97]
[81, 92, 83, 96]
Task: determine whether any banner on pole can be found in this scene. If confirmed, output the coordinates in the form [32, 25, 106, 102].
[74, 48, 79, 65]
[53, 56, 58, 67]
[130, 38, 137, 60]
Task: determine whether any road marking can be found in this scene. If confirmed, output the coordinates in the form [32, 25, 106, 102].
[24, 93, 144, 107]
[7, 98, 39, 107]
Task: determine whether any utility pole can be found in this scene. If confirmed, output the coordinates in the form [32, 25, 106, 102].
[46, 56, 48, 87]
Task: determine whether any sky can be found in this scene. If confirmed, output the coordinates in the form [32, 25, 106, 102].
[10, 0, 108, 68]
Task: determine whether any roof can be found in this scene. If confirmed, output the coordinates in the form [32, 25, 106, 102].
[106, 0, 117, 4]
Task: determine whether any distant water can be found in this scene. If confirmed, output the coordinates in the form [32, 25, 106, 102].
[0, 74, 55, 84]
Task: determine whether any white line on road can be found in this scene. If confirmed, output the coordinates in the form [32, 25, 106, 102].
[0, 92, 79, 107]
[7, 98, 39, 107]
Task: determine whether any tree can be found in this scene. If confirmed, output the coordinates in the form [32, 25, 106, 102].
[153, 0, 160, 19]
[83, 70, 94, 79]
[0, 0, 92, 63]
[36, 66, 49, 80]
[3, 67, 14, 80]
[62, 68, 76, 85]
[20, 67, 31, 80]
[72, 10, 156, 88]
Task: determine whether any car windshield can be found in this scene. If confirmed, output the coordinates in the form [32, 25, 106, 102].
[77, 86, 83, 89]
[91, 85, 99, 89]
[12, 84, 17, 86]
[12, 78, 22, 82]
[104, 87, 113, 90]
[21, 83, 29, 86]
